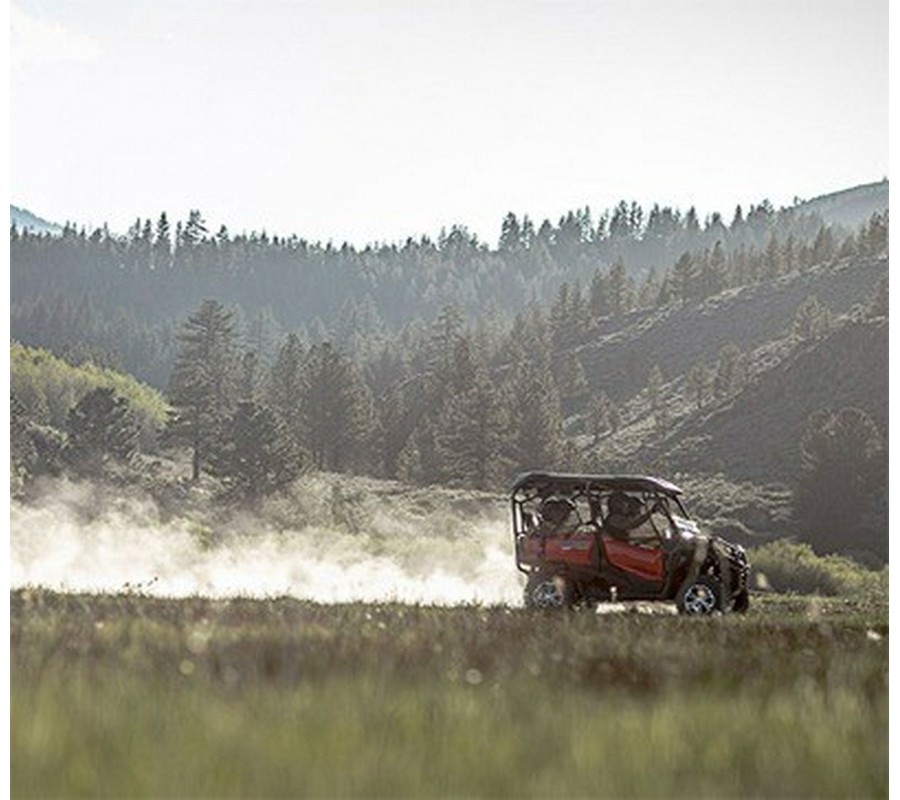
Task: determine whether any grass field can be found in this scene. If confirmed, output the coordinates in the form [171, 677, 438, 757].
[11, 588, 887, 798]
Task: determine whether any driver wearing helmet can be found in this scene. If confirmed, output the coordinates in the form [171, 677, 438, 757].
[604, 491, 660, 541]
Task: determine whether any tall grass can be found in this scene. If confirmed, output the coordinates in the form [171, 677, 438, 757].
[12, 589, 887, 798]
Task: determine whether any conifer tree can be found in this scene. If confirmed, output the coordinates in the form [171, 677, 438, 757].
[714, 343, 747, 400]
[792, 295, 831, 341]
[608, 257, 631, 316]
[555, 353, 589, 404]
[268, 333, 306, 446]
[498, 212, 523, 253]
[504, 361, 565, 471]
[209, 401, 301, 501]
[793, 407, 885, 557]
[166, 300, 239, 480]
[670, 252, 697, 304]
[586, 391, 615, 443]
[239, 351, 261, 401]
[300, 341, 375, 471]
[687, 362, 712, 410]
[434, 364, 507, 489]
[66, 387, 139, 472]
[153, 212, 172, 270]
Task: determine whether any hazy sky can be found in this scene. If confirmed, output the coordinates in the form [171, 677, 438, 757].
[11, 0, 888, 246]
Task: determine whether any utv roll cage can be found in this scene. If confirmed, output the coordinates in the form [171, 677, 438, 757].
[510, 471, 690, 574]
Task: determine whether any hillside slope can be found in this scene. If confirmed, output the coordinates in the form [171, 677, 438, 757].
[659, 317, 888, 484]
[789, 180, 888, 231]
[568, 254, 888, 553]
[572, 256, 886, 403]
[10, 205, 62, 235]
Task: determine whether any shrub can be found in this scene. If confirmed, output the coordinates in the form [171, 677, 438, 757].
[11, 342, 169, 452]
[749, 538, 884, 597]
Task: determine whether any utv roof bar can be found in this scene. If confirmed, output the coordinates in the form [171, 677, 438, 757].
[510, 471, 683, 497]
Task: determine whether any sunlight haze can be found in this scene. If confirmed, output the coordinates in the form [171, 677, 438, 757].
[11, 0, 888, 245]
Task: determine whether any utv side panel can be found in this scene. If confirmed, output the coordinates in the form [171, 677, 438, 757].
[541, 531, 597, 567]
[600, 535, 664, 582]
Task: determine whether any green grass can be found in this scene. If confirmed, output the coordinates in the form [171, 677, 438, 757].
[12, 590, 888, 798]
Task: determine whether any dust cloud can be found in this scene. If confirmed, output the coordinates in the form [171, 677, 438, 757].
[10, 476, 524, 606]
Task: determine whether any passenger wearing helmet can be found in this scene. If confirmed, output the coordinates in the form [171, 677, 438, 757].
[535, 496, 578, 536]
[604, 491, 660, 541]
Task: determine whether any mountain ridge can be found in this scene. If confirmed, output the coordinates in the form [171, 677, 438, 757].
[11, 178, 887, 247]
[10, 205, 62, 235]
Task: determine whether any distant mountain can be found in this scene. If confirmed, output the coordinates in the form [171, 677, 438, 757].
[11, 205, 62, 235]
[788, 180, 888, 231]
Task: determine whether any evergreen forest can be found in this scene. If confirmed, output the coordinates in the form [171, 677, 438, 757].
[10, 181, 890, 563]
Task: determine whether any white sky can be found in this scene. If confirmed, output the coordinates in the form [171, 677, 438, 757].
[10, 0, 889, 246]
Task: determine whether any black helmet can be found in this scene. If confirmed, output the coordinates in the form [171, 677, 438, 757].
[608, 491, 636, 515]
[540, 496, 575, 526]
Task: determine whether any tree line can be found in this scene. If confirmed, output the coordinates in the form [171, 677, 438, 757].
[12, 194, 887, 389]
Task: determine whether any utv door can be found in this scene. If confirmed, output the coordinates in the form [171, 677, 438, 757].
[600, 534, 664, 583]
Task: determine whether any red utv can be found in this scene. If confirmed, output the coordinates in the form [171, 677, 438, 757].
[511, 471, 750, 614]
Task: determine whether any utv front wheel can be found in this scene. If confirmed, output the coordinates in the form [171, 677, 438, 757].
[525, 573, 573, 610]
[676, 576, 722, 615]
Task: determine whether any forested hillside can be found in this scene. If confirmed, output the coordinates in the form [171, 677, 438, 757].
[9, 183, 889, 562]
[11, 183, 887, 388]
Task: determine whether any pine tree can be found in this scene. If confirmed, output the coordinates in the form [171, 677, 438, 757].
[65, 387, 139, 473]
[238, 351, 261, 401]
[792, 295, 831, 341]
[268, 333, 306, 447]
[166, 300, 239, 480]
[300, 342, 375, 471]
[670, 252, 698, 304]
[714, 343, 747, 400]
[555, 353, 589, 405]
[793, 407, 885, 557]
[434, 364, 507, 489]
[687, 362, 712, 410]
[608, 257, 632, 316]
[428, 303, 466, 377]
[810, 225, 836, 266]
[589, 268, 609, 318]
[505, 361, 565, 471]
[763, 233, 783, 280]
[208, 401, 301, 501]
[376, 381, 416, 478]
[498, 212, 523, 253]
[586, 391, 615, 443]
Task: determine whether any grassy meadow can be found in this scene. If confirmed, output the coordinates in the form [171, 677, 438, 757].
[11, 587, 887, 798]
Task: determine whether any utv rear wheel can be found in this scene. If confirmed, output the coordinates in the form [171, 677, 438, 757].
[676, 575, 722, 615]
[525, 573, 573, 610]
